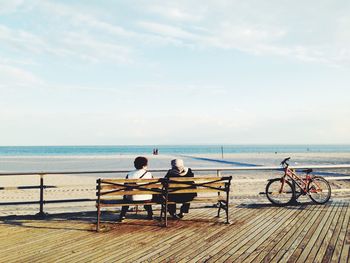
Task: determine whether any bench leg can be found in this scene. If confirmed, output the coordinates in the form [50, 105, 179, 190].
[225, 206, 229, 224]
[96, 205, 101, 232]
[160, 204, 164, 222]
[164, 201, 168, 227]
[217, 202, 222, 218]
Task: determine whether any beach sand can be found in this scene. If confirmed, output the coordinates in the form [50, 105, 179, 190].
[0, 152, 349, 215]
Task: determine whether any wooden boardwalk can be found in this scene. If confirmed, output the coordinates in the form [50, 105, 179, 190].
[0, 201, 349, 262]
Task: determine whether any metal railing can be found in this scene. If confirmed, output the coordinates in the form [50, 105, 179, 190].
[1, 164, 350, 217]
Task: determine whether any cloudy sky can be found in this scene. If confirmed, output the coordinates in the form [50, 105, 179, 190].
[1, 0, 350, 145]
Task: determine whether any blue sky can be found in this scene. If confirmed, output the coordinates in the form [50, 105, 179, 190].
[0, 0, 350, 145]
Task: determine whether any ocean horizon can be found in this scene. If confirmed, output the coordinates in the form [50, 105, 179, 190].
[1, 145, 350, 157]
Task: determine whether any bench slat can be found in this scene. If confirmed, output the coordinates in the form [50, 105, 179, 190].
[100, 190, 162, 196]
[100, 183, 164, 191]
[98, 201, 159, 207]
[168, 188, 227, 194]
[168, 182, 225, 188]
[101, 179, 162, 184]
[167, 177, 231, 182]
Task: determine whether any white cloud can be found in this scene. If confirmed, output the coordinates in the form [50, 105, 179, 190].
[134, 1, 350, 67]
[144, 3, 206, 22]
[0, 63, 44, 88]
[0, 0, 25, 14]
[138, 21, 197, 40]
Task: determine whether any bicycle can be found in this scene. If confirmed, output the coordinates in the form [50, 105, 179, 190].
[266, 157, 331, 205]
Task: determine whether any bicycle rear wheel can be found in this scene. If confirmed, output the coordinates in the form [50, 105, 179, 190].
[308, 176, 331, 204]
[266, 178, 294, 205]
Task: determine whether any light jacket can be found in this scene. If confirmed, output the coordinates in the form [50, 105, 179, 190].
[126, 169, 153, 201]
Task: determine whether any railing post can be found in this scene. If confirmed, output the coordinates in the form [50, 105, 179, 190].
[216, 170, 221, 207]
[36, 173, 46, 218]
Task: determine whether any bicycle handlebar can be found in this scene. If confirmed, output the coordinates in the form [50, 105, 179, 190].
[280, 157, 291, 167]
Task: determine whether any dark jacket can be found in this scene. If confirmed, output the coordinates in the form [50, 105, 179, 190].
[165, 168, 197, 203]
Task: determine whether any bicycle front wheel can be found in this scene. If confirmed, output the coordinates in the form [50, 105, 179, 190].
[266, 178, 294, 205]
[308, 176, 331, 204]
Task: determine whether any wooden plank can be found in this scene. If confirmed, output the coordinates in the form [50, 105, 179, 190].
[100, 183, 163, 191]
[100, 176, 229, 184]
[53, 219, 163, 262]
[132, 209, 233, 263]
[288, 203, 338, 263]
[339, 203, 350, 263]
[0, 222, 89, 261]
[160, 207, 261, 262]
[275, 203, 339, 262]
[2, 223, 93, 262]
[120, 207, 234, 262]
[168, 182, 225, 188]
[296, 203, 340, 263]
[255, 203, 327, 263]
[88, 209, 213, 262]
[270, 204, 325, 262]
[312, 202, 345, 262]
[192, 206, 284, 262]
[167, 188, 226, 194]
[1, 201, 349, 262]
[101, 178, 161, 183]
[320, 202, 348, 263]
[118, 208, 222, 261]
[99, 201, 158, 207]
[100, 190, 161, 196]
[212, 208, 294, 262]
[82, 209, 218, 262]
[331, 203, 350, 262]
[168, 177, 230, 182]
[186, 207, 278, 262]
[213, 207, 300, 262]
[242, 203, 320, 263]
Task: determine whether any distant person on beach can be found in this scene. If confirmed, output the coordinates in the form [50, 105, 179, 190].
[119, 156, 153, 221]
[165, 159, 196, 219]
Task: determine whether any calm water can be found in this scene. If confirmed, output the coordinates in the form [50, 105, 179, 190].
[1, 145, 350, 156]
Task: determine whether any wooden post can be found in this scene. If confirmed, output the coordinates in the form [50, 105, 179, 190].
[225, 177, 232, 224]
[36, 174, 46, 218]
[217, 170, 221, 201]
[96, 179, 101, 232]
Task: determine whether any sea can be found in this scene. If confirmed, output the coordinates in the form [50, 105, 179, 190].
[1, 145, 350, 157]
[1, 145, 350, 173]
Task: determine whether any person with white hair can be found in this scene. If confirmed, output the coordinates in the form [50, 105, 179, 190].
[165, 159, 197, 219]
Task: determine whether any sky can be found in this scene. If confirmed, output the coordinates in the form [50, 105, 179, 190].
[0, 0, 350, 145]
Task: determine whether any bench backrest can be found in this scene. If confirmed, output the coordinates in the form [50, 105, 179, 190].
[96, 176, 232, 201]
[96, 178, 165, 202]
[166, 176, 232, 195]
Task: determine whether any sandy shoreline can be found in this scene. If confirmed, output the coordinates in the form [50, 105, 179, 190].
[1, 152, 350, 215]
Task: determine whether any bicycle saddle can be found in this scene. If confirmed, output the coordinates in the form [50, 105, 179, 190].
[301, 168, 313, 174]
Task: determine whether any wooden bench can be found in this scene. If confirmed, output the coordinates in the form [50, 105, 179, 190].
[96, 176, 232, 231]
[164, 176, 232, 226]
[96, 178, 166, 231]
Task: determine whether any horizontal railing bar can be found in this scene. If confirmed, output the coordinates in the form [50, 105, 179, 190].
[1, 164, 350, 176]
[0, 199, 95, 206]
[1, 175, 348, 191]
[0, 201, 40, 205]
[0, 186, 56, 191]
[233, 176, 350, 183]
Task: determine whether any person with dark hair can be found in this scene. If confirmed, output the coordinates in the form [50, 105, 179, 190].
[165, 159, 196, 219]
[119, 156, 153, 221]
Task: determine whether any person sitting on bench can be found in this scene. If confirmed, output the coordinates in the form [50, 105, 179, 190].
[119, 156, 154, 221]
[165, 159, 197, 219]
